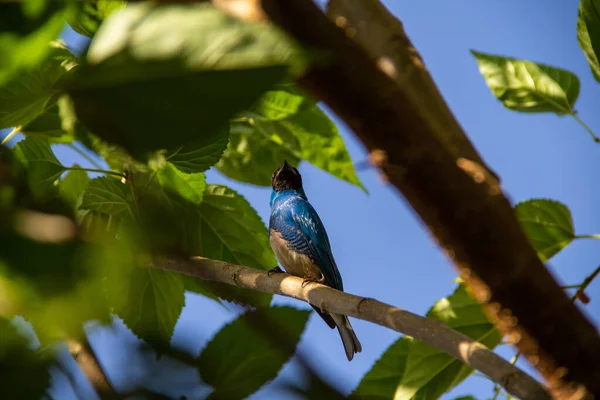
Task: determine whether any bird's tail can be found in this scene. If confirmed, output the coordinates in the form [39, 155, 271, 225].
[331, 313, 362, 361]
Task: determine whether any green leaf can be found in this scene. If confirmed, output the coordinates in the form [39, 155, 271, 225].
[109, 266, 185, 348]
[514, 199, 575, 262]
[577, 0, 600, 82]
[157, 163, 206, 206]
[198, 306, 310, 399]
[351, 337, 412, 400]
[166, 132, 229, 174]
[59, 166, 89, 209]
[218, 88, 364, 190]
[352, 286, 501, 400]
[471, 50, 580, 115]
[0, 318, 53, 399]
[67, 0, 127, 38]
[21, 96, 93, 146]
[0, 2, 72, 86]
[80, 176, 132, 216]
[181, 185, 275, 307]
[0, 42, 77, 129]
[13, 136, 65, 196]
[67, 3, 306, 158]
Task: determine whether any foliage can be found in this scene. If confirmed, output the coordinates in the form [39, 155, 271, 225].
[0, 0, 598, 399]
[352, 285, 502, 400]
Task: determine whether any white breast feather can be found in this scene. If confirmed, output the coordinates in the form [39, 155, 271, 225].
[270, 230, 322, 280]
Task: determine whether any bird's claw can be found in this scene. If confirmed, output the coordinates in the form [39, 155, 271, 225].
[267, 266, 284, 277]
[301, 275, 325, 288]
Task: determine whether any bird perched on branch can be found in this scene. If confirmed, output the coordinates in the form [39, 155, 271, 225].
[268, 160, 362, 361]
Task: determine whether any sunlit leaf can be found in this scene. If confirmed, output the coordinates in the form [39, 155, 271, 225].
[68, 3, 306, 158]
[0, 43, 76, 129]
[218, 88, 364, 190]
[351, 337, 412, 399]
[352, 286, 501, 400]
[157, 163, 206, 205]
[471, 50, 580, 115]
[515, 199, 575, 262]
[198, 306, 310, 399]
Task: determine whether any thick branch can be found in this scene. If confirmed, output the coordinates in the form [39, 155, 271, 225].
[67, 338, 118, 400]
[245, 1, 600, 398]
[153, 256, 550, 400]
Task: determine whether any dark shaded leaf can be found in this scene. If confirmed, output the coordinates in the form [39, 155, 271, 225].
[59, 166, 89, 209]
[198, 306, 310, 399]
[166, 132, 229, 174]
[0, 318, 53, 399]
[108, 265, 185, 348]
[68, 3, 305, 158]
[0, 1, 72, 85]
[13, 136, 65, 197]
[577, 0, 600, 82]
[180, 185, 275, 307]
[80, 176, 132, 216]
[67, 0, 126, 38]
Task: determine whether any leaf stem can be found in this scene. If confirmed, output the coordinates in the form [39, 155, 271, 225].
[67, 143, 103, 170]
[1, 126, 22, 145]
[65, 166, 125, 178]
[561, 284, 582, 290]
[572, 265, 600, 301]
[570, 113, 600, 143]
[575, 233, 600, 240]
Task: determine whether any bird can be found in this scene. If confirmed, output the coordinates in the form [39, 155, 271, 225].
[268, 160, 362, 361]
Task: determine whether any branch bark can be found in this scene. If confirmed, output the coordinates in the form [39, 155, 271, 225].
[233, 1, 600, 398]
[67, 338, 118, 400]
[152, 256, 550, 400]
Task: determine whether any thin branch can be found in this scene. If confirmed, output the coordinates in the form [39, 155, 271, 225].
[67, 338, 119, 400]
[570, 112, 600, 143]
[67, 143, 104, 170]
[1, 126, 22, 145]
[152, 256, 550, 400]
[64, 166, 125, 178]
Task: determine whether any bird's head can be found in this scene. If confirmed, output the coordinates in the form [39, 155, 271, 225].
[271, 160, 302, 192]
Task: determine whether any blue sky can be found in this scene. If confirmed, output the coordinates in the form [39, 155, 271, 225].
[4, 0, 600, 399]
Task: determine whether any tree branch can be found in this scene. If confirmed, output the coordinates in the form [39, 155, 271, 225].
[152, 256, 550, 400]
[67, 338, 119, 400]
[238, 1, 600, 398]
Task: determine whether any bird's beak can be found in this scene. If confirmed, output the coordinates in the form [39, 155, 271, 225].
[282, 159, 292, 170]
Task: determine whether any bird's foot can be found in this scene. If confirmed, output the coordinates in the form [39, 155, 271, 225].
[301, 275, 326, 288]
[267, 266, 284, 277]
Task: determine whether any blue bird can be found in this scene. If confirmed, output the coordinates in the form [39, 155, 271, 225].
[269, 160, 362, 361]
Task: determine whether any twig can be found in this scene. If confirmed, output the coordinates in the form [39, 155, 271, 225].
[67, 338, 119, 400]
[151, 256, 550, 400]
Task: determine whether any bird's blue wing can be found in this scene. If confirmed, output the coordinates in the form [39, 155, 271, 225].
[290, 201, 344, 291]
